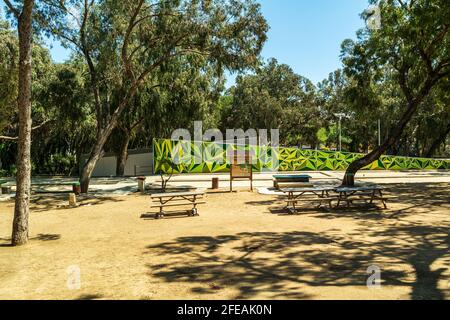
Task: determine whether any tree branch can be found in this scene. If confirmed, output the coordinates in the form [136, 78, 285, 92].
[398, 64, 413, 102]
[122, 0, 145, 80]
[3, 0, 20, 19]
[425, 24, 449, 56]
[0, 119, 52, 141]
[0, 135, 18, 141]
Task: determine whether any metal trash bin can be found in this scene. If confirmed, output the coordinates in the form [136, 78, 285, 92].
[72, 182, 81, 195]
[137, 176, 146, 193]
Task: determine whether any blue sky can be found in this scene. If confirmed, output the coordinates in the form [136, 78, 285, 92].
[242, 0, 370, 85]
[3, 0, 370, 86]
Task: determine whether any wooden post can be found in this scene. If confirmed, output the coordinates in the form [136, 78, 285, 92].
[69, 193, 77, 207]
[212, 177, 219, 190]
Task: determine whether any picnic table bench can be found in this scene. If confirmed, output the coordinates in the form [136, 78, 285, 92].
[0, 180, 80, 194]
[334, 186, 395, 209]
[0, 180, 10, 195]
[281, 186, 338, 214]
[151, 191, 206, 219]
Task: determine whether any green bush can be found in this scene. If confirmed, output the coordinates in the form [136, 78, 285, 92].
[44, 153, 76, 175]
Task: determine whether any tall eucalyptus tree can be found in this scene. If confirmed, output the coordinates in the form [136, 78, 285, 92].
[341, 0, 450, 185]
[47, 0, 268, 192]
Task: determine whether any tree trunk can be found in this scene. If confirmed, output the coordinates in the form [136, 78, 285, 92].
[116, 133, 130, 176]
[12, 0, 34, 247]
[79, 134, 108, 193]
[425, 123, 450, 158]
[79, 77, 143, 192]
[341, 68, 444, 186]
[79, 111, 124, 192]
[342, 101, 421, 186]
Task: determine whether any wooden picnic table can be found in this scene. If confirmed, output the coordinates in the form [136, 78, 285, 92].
[281, 186, 338, 213]
[150, 191, 206, 219]
[281, 185, 394, 213]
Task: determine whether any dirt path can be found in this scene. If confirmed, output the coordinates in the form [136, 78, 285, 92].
[0, 182, 449, 300]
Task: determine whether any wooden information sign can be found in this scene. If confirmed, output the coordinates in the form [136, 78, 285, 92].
[229, 151, 254, 192]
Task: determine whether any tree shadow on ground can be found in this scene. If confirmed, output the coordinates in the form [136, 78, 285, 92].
[76, 294, 103, 300]
[145, 182, 449, 299]
[28, 195, 125, 213]
[0, 233, 61, 247]
[145, 226, 449, 299]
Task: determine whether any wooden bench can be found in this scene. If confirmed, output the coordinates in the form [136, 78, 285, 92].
[0, 181, 13, 195]
[0, 180, 80, 195]
[150, 191, 206, 219]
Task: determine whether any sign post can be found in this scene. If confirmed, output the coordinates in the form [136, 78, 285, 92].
[229, 150, 254, 192]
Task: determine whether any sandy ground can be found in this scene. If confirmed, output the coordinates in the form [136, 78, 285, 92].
[0, 181, 449, 300]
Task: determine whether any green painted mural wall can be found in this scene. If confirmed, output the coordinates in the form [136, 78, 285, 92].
[153, 139, 450, 174]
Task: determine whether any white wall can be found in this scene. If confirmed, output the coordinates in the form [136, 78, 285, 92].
[80, 150, 153, 177]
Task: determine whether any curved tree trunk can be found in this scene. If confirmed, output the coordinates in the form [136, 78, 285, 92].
[79, 133, 108, 193]
[342, 67, 443, 186]
[79, 102, 131, 193]
[342, 101, 422, 186]
[12, 0, 34, 246]
[79, 75, 143, 192]
[116, 133, 130, 177]
[425, 123, 450, 158]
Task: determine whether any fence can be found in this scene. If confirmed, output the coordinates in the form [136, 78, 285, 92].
[153, 138, 450, 174]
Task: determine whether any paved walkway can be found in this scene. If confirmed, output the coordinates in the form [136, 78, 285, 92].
[152, 170, 450, 189]
[1, 170, 449, 201]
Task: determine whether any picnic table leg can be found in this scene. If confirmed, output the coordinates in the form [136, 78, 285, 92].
[336, 193, 341, 208]
[327, 191, 335, 209]
[370, 190, 376, 205]
[286, 192, 297, 215]
[345, 192, 351, 208]
[328, 198, 334, 210]
[156, 206, 164, 219]
[155, 199, 166, 219]
[191, 195, 200, 216]
[379, 190, 387, 209]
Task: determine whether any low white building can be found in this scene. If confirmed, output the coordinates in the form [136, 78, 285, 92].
[80, 149, 153, 177]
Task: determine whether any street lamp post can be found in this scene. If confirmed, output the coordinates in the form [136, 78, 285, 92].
[334, 113, 348, 152]
[338, 117, 342, 152]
